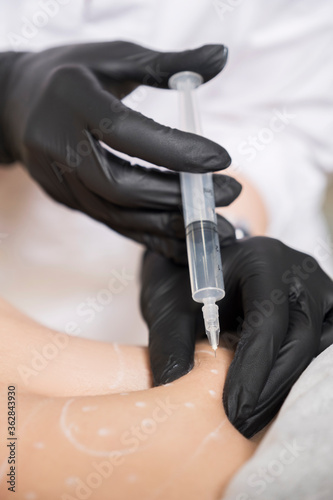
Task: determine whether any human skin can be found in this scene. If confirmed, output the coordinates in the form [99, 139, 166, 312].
[0, 298, 263, 500]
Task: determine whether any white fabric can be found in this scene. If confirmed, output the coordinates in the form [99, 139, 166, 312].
[222, 344, 333, 500]
[0, 0, 333, 342]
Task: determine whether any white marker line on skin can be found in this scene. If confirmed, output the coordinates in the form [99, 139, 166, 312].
[0, 460, 7, 481]
[191, 420, 227, 460]
[149, 420, 227, 500]
[0, 400, 52, 480]
[142, 419, 155, 429]
[210, 369, 218, 375]
[21, 398, 53, 433]
[209, 390, 217, 398]
[135, 401, 146, 408]
[82, 406, 98, 412]
[193, 357, 202, 369]
[184, 402, 195, 409]
[108, 343, 125, 390]
[33, 442, 45, 449]
[65, 476, 79, 486]
[97, 428, 111, 437]
[25, 493, 37, 500]
[196, 350, 215, 357]
[60, 399, 150, 457]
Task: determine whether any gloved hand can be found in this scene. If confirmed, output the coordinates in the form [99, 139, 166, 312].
[140, 236, 333, 437]
[0, 42, 234, 259]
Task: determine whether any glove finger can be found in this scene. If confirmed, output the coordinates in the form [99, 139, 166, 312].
[77, 133, 241, 209]
[52, 129, 187, 241]
[140, 251, 198, 385]
[77, 133, 181, 209]
[112, 211, 235, 257]
[237, 294, 320, 437]
[64, 167, 188, 261]
[95, 100, 230, 174]
[75, 42, 228, 88]
[223, 257, 290, 427]
[213, 174, 242, 207]
[111, 206, 236, 251]
[145, 44, 228, 88]
[65, 167, 187, 239]
[58, 66, 231, 173]
[121, 215, 235, 263]
[318, 306, 333, 354]
[112, 209, 185, 239]
[217, 214, 236, 247]
[120, 229, 187, 264]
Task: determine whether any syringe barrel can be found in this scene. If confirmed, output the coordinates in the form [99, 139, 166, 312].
[174, 72, 217, 227]
[169, 71, 225, 304]
[186, 219, 225, 303]
[181, 171, 216, 226]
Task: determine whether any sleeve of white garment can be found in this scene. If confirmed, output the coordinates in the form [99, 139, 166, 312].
[201, 0, 333, 256]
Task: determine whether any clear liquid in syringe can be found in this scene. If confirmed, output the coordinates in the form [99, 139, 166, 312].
[186, 220, 225, 304]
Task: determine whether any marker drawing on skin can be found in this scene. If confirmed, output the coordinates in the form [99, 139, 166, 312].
[60, 399, 149, 457]
[195, 349, 215, 357]
[107, 343, 125, 390]
[149, 420, 227, 500]
[184, 402, 195, 409]
[97, 428, 112, 437]
[24, 493, 37, 500]
[65, 476, 79, 486]
[81, 406, 98, 412]
[33, 442, 45, 449]
[135, 401, 146, 408]
[0, 460, 7, 482]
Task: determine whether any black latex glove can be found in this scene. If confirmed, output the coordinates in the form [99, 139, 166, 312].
[0, 42, 234, 260]
[140, 236, 333, 437]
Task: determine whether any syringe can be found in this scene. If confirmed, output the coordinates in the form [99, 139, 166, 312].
[168, 71, 225, 354]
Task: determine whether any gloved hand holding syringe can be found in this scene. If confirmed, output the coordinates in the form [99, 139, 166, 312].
[169, 71, 225, 354]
